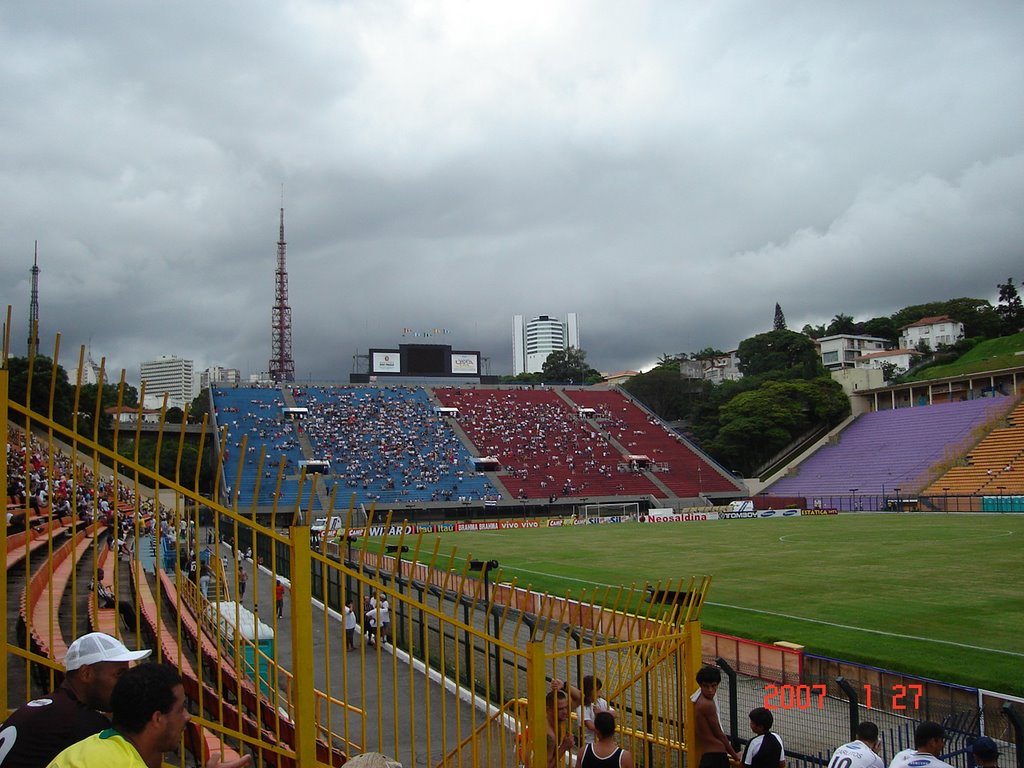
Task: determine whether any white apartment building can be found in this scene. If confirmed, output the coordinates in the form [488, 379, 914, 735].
[818, 334, 888, 371]
[702, 351, 742, 383]
[899, 315, 964, 351]
[200, 366, 241, 390]
[140, 355, 195, 410]
[512, 313, 580, 375]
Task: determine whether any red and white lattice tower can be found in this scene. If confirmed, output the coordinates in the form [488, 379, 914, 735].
[268, 207, 295, 382]
[27, 241, 40, 358]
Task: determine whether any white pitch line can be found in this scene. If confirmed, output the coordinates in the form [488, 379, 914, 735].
[479, 562, 1024, 659]
[705, 602, 1024, 658]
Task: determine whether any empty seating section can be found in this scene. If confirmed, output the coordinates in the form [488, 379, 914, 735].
[565, 390, 740, 497]
[295, 385, 497, 506]
[213, 388, 314, 510]
[434, 388, 665, 499]
[766, 397, 1013, 501]
[925, 399, 1024, 495]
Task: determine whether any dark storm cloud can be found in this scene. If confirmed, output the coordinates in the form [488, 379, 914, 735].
[2, 2, 1023, 383]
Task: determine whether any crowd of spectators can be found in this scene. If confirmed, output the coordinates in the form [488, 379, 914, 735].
[294, 386, 497, 504]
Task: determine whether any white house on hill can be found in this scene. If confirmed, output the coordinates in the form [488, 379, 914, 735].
[899, 315, 964, 351]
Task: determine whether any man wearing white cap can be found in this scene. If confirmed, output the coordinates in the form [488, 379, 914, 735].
[0, 632, 151, 768]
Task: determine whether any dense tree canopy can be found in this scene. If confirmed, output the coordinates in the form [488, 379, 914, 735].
[736, 330, 823, 379]
[7, 356, 74, 427]
[541, 347, 602, 384]
[707, 378, 850, 475]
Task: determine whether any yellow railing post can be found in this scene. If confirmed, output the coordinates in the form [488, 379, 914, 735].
[526, 640, 548, 768]
[683, 617, 703, 767]
[0, 367, 8, 710]
[289, 523, 321, 766]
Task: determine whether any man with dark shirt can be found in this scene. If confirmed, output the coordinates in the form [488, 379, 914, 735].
[743, 707, 786, 768]
[0, 632, 150, 768]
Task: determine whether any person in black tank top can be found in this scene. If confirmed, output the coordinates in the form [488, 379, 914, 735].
[577, 712, 634, 768]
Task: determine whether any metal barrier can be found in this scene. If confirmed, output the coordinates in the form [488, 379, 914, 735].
[2, 333, 711, 767]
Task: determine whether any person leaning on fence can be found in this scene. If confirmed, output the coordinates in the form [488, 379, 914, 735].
[742, 707, 785, 768]
[888, 722, 955, 768]
[827, 721, 883, 768]
[693, 665, 741, 768]
[0, 632, 151, 768]
[575, 711, 634, 768]
[546, 679, 582, 768]
[45, 662, 253, 768]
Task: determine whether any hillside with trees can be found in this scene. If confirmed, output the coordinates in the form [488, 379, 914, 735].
[625, 279, 1024, 476]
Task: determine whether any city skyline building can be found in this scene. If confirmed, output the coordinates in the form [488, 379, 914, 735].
[512, 313, 579, 375]
[140, 354, 195, 410]
[200, 366, 241, 390]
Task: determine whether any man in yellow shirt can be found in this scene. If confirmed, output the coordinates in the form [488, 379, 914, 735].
[47, 664, 250, 768]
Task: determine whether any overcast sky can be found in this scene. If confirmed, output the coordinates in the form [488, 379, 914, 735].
[3, 2, 1023, 385]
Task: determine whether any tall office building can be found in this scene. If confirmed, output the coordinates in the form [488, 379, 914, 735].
[140, 355, 195, 410]
[512, 313, 580, 375]
[200, 366, 241, 390]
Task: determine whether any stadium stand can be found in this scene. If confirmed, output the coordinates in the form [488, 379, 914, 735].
[764, 397, 1015, 507]
[924, 398, 1024, 496]
[212, 387, 318, 510]
[294, 385, 497, 506]
[565, 388, 742, 497]
[433, 387, 667, 499]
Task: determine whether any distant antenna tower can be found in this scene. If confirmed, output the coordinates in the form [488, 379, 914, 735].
[268, 205, 295, 382]
[27, 241, 40, 357]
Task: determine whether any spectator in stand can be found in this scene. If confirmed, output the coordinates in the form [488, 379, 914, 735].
[827, 721, 883, 768]
[970, 737, 1000, 768]
[0, 632, 151, 768]
[693, 665, 741, 768]
[45, 662, 252, 768]
[889, 722, 954, 768]
[575, 711, 634, 768]
[742, 707, 785, 768]
[577, 675, 611, 747]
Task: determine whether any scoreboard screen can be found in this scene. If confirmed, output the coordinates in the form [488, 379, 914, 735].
[405, 345, 446, 375]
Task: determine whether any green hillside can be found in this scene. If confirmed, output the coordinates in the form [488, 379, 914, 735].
[904, 332, 1024, 381]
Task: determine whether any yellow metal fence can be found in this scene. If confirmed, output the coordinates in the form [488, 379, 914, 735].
[2, 335, 708, 767]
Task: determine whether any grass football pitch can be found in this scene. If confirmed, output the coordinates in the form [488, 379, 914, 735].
[426, 513, 1024, 695]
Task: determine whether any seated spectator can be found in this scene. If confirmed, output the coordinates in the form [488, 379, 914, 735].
[46, 662, 252, 768]
[0, 632, 151, 768]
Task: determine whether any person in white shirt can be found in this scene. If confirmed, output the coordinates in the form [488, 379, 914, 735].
[828, 721, 884, 768]
[888, 722, 954, 768]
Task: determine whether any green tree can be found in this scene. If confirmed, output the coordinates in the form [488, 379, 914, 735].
[541, 347, 601, 384]
[7, 356, 74, 427]
[880, 361, 900, 383]
[826, 313, 856, 335]
[801, 323, 827, 339]
[736, 330, 823, 380]
[997, 278, 1023, 334]
[187, 389, 212, 424]
[164, 407, 186, 424]
[75, 381, 140, 440]
[773, 303, 787, 331]
[622, 366, 701, 422]
[708, 378, 849, 475]
[861, 316, 899, 345]
[692, 347, 725, 361]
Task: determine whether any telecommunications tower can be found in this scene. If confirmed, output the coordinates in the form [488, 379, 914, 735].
[268, 207, 295, 382]
[27, 241, 40, 357]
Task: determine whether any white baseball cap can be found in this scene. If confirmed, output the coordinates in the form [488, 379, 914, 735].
[63, 632, 152, 671]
